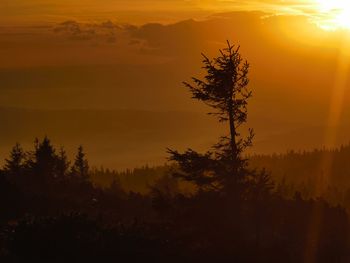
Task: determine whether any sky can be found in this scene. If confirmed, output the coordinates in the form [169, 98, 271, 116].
[0, 0, 335, 25]
[1, 0, 350, 168]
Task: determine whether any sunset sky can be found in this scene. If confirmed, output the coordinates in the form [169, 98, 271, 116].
[1, 0, 349, 26]
[2, 0, 350, 168]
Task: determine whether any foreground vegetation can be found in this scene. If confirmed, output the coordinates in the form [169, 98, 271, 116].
[0, 138, 349, 262]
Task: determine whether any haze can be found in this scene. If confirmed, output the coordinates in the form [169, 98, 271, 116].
[1, 0, 350, 169]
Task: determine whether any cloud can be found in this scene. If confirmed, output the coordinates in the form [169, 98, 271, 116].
[52, 20, 126, 43]
[53, 20, 95, 41]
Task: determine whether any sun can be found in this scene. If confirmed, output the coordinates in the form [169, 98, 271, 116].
[317, 0, 350, 29]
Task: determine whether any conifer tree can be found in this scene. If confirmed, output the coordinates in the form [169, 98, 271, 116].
[168, 41, 254, 192]
[71, 146, 89, 180]
[55, 147, 70, 178]
[31, 137, 57, 179]
[3, 143, 25, 177]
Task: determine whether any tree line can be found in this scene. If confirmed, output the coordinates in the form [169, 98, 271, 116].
[4, 138, 89, 182]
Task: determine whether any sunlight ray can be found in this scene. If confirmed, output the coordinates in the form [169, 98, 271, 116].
[304, 30, 350, 263]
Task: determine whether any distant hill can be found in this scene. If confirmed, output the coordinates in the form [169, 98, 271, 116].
[1, 107, 350, 169]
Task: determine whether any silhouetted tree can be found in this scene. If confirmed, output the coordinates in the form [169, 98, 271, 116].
[71, 146, 89, 180]
[55, 147, 70, 178]
[168, 41, 255, 193]
[30, 137, 57, 180]
[3, 143, 25, 177]
[185, 41, 252, 160]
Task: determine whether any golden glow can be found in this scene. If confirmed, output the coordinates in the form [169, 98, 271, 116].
[317, 0, 350, 29]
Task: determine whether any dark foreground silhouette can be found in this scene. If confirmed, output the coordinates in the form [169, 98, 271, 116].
[0, 148, 349, 262]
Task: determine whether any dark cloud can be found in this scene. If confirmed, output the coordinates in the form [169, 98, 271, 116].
[52, 20, 125, 43]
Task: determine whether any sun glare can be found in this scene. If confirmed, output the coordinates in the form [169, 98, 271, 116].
[317, 0, 350, 29]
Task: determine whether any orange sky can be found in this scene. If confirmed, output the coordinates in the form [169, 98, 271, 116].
[0, 0, 332, 25]
[2, 1, 350, 167]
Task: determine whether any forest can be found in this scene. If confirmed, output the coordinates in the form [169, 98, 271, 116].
[1, 42, 350, 263]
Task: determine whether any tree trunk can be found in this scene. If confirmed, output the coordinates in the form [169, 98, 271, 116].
[228, 101, 237, 161]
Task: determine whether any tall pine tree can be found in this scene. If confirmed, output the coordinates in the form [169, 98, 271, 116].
[168, 41, 254, 193]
